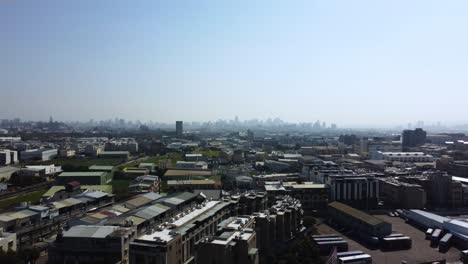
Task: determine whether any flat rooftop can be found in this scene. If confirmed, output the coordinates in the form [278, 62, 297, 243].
[59, 171, 107, 177]
[329, 202, 386, 226]
[137, 200, 220, 243]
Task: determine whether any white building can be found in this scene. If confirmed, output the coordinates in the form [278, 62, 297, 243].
[20, 148, 58, 161]
[25, 164, 62, 176]
[371, 151, 433, 162]
[0, 149, 18, 165]
[0, 228, 16, 252]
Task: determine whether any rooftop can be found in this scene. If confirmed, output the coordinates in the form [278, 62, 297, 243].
[137, 200, 220, 243]
[59, 171, 107, 177]
[63, 225, 122, 238]
[329, 202, 386, 226]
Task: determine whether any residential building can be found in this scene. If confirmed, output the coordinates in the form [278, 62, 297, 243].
[379, 178, 426, 209]
[196, 228, 259, 264]
[402, 128, 427, 148]
[49, 225, 136, 264]
[176, 121, 183, 136]
[129, 200, 233, 264]
[129, 175, 160, 193]
[0, 228, 16, 252]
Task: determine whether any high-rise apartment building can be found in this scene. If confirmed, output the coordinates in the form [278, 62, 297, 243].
[176, 121, 183, 136]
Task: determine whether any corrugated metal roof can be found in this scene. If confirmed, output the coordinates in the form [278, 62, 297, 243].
[329, 202, 385, 226]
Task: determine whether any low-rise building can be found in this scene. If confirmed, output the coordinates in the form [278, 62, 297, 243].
[167, 180, 219, 192]
[328, 202, 392, 239]
[0, 228, 16, 252]
[57, 171, 110, 185]
[196, 228, 259, 264]
[371, 151, 434, 163]
[129, 200, 233, 264]
[20, 148, 58, 161]
[98, 151, 130, 159]
[129, 175, 160, 193]
[163, 169, 213, 181]
[379, 178, 426, 209]
[0, 149, 18, 165]
[49, 225, 136, 264]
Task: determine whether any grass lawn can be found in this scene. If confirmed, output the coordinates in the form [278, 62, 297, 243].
[0, 189, 48, 211]
[111, 179, 132, 201]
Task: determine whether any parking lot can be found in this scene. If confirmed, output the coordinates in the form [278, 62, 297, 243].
[317, 214, 462, 263]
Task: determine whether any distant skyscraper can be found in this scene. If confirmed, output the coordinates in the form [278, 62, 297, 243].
[176, 121, 183, 136]
[402, 128, 427, 148]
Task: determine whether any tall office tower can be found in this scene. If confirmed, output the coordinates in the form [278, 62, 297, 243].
[402, 128, 427, 148]
[176, 121, 183, 136]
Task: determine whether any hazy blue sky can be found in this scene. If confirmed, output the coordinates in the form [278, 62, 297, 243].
[1, 0, 468, 127]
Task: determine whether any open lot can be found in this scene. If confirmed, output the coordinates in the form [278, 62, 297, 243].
[317, 214, 462, 263]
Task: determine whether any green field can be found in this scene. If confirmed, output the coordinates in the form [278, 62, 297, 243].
[0, 189, 48, 211]
[27, 157, 123, 172]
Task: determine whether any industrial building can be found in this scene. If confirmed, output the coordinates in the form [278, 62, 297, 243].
[379, 178, 426, 209]
[20, 148, 58, 161]
[57, 171, 110, 185]
[98, 151, 130, 159]
[371, 151, 434, 162]
[129, 200, 233, 264]
[167, 179, 219, 192]
[0, 149, 18, 165]
[328, 202, 392, 239]
[405, 209, 468, 248]
[163, 168, 213, 180]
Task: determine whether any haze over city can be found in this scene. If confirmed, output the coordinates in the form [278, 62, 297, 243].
[2, 0, 468, 127]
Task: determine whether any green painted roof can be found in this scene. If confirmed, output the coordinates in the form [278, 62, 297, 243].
[89, 165, 114, 171]
[99, 151, 129, 155]
[59, 171, 107, 177]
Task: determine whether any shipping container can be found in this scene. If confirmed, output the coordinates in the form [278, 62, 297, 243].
[431, 229, 443, 246]
[313, 237, 345, 242]
[381, 236, 412, 250]
[461, 249, 468, 264]
[338, 254, 372, 264]
[439, 233, 452, 252]
[312, 234, 340, 239]
[426, 228, 434, 239]
[336, 251, 365, 258]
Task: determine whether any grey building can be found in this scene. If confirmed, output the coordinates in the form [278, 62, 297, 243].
[20, 148, 58, 161]
[49, 225, 136, 264]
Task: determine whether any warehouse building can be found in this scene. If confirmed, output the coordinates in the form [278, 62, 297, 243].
[20, 148, 58, 161]
[328, 202, 392, 239]
[57, 171, 110, 185]
[98, 151, 130, 159]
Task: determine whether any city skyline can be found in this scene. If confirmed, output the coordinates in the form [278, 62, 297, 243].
[2, 0, 468, 126]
